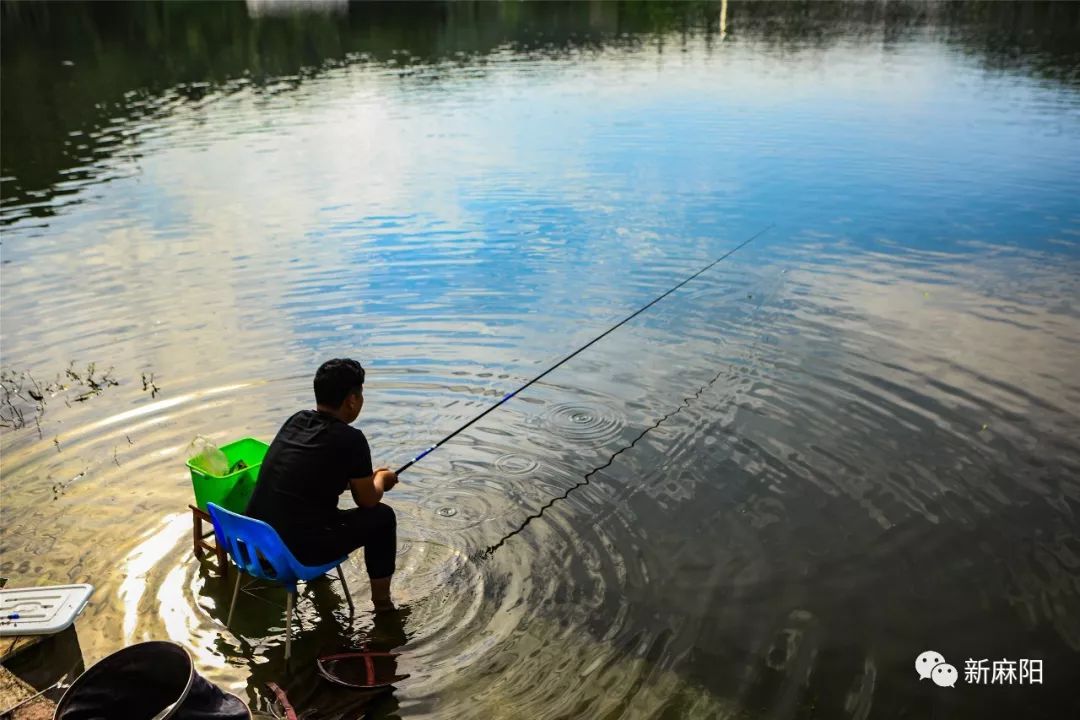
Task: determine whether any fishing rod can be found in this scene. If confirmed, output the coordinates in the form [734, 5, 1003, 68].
[393, 224, 774, 476]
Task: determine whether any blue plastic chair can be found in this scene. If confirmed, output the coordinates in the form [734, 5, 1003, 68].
[206, 503, 353, 660]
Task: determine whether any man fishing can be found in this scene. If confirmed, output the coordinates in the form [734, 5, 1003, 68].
[245, 358, 399, 612]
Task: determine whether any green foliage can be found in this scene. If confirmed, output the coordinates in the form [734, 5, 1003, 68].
[1, 1, 1077, 221]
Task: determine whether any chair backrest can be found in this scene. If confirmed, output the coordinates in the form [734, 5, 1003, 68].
[206, 503, 299, 588]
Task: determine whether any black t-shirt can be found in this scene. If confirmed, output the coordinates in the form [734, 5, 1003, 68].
[245, 410, 373, 536]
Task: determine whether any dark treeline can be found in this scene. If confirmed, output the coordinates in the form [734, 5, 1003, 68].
[2, 1, 1078, 223]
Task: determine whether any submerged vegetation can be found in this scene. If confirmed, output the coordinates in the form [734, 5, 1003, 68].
[0, 363, 159, 433]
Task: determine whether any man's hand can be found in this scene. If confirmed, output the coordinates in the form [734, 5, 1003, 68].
[374, 467, 398, 492]
[350, 468, 395, 508]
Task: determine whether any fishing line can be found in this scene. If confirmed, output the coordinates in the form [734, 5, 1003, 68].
[397, 266, 786, 616]
[394, 224, 774, 476]
[479, 264, 787, 558]
[481, 366, 730, 557]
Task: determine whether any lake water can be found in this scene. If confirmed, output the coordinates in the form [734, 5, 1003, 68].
[2, 2, 1079, 718]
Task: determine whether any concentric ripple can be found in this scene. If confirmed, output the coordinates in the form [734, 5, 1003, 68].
[493, 452, 539, 475]
[415, 481, 507, 530]
[540, 401, 627, 445]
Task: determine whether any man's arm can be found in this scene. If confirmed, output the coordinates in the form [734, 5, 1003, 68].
[349, 468, 398, 508]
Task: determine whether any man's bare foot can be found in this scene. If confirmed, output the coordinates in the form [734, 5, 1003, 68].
[370, 576, 395, 612]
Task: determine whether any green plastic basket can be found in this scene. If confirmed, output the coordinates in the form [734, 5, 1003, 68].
[186, 437, 270, 513]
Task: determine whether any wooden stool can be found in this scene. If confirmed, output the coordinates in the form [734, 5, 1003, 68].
[190, 505, 228, 576]
[0, 665, 57, 719]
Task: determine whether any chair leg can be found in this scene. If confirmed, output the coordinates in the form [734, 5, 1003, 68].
[227, 570, 242, 627]
[336, 564, 354, 614]
[284, 591, 294, 661]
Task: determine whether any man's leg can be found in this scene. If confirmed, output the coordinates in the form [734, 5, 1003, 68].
[340, 503, 397, 611]
[369, 576, 394, 612]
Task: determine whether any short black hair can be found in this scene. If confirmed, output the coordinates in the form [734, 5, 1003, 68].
[314, 358, 365, 408]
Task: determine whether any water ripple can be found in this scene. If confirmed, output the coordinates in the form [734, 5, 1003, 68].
[539, 401, 627, 445]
